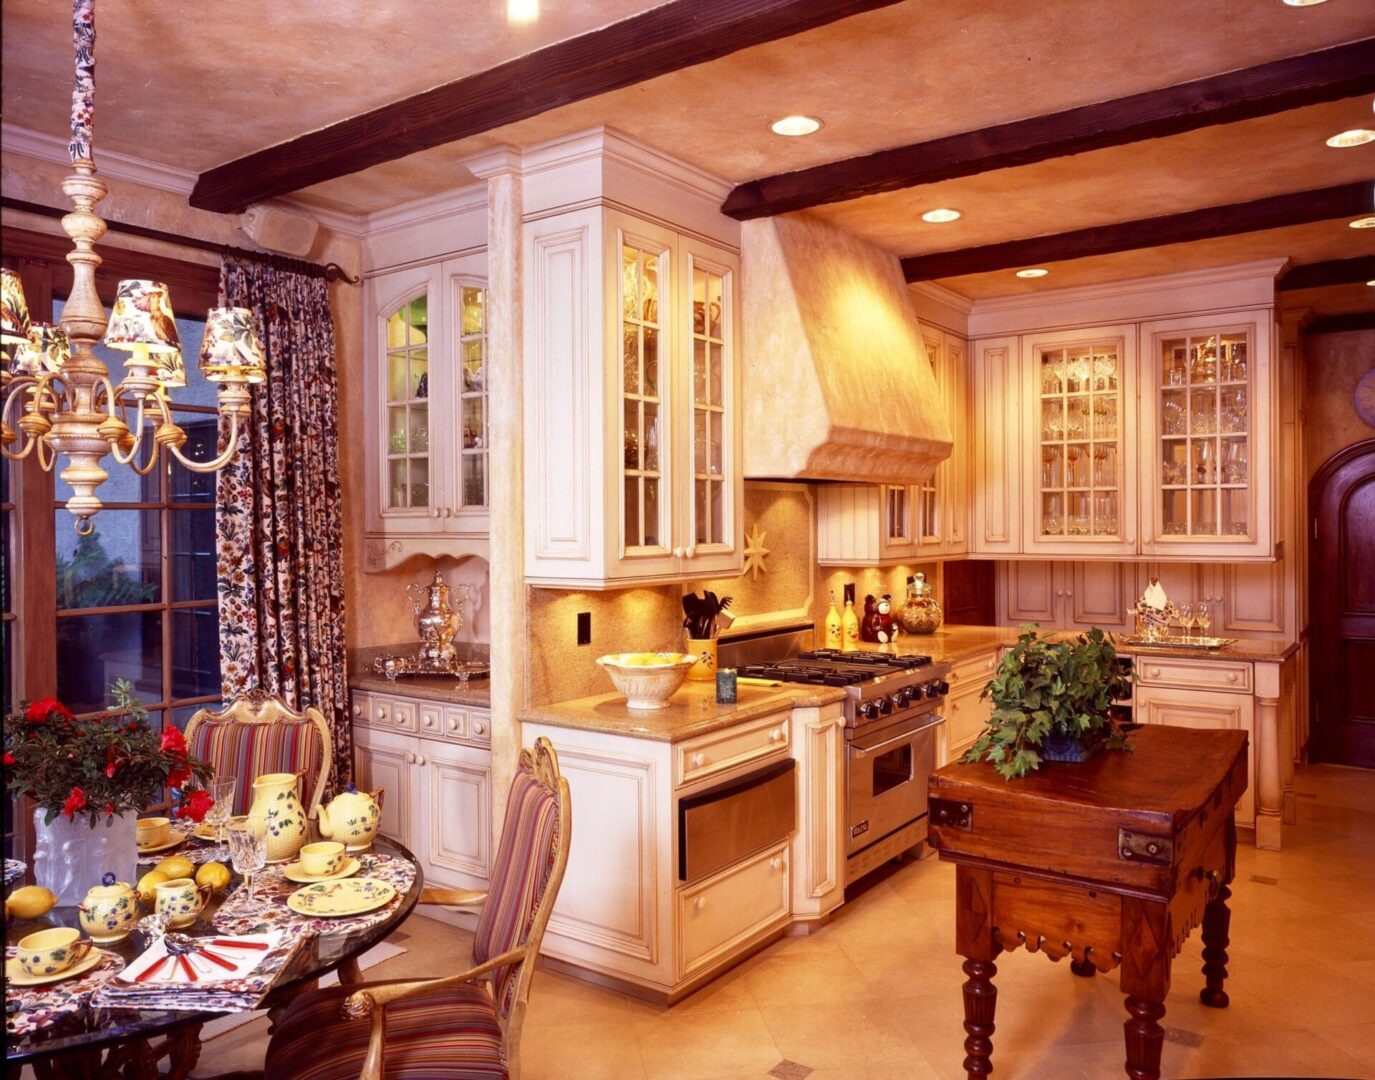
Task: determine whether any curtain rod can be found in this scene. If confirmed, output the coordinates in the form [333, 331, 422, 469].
[1, 196, 361, 285]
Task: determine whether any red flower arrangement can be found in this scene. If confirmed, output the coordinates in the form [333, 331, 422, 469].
[3, 680, 213, 827]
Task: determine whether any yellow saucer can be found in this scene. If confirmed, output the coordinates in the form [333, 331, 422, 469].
[282, 856, 361, 884]
[137, 832, 189, 856]
[5, 948, 105, 987]
[286, 878, 395, 918]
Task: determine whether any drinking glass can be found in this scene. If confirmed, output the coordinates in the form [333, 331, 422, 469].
[1196, 602, 1213, 642]
[1178, 604, 1195, 643]
[227, 818, 268, 904]
[205, 777, 236, 846]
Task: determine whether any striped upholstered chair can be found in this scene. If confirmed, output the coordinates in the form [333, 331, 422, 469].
[262, 737, 572, 1080]
[183, 690, 333, 818]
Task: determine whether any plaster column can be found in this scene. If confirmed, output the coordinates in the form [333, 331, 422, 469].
[1254, 660, 1283, 851]
[471, 149, 524, 847]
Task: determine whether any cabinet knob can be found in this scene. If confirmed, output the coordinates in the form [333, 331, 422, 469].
[404, 751, 416, 764]
[417, 754, 427, 766]
[1125, 536, 1135, 545]
[770, 856, 785, 871]
[769, 728, 784, 743]
[694, 896, 706, 911]
[685, 544, 697, 559]
[430, 508, 442, 519]
[672, 546, 684, 558]
[1227, 672, 1238, 683]
[448, 718, 459, 732]
[691, 752, 705, 767]
[1065, 591, 1073, 599]
[377, 707, 389, 720]
[1149, 667, 1161, 677]
[952, 701, 961, 712]
[1055, 589, 1064, 597]
[352, 705, 362, 717]
[396, 713, 406, 725]
[472, 722, 486, 736]
[985, 659, 993, 670]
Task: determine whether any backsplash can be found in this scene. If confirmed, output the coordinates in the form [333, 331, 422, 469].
[352, 555, 491, 648]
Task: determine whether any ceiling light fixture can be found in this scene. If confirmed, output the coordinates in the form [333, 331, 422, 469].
[1282, 0, 1330, 6]
[1015, 268, 1050, 278]
[770, 115, 823, 137]
[921, 208, 962, 223]
[1326, 128, 1375, 148]
[1, 0, 264, 533]
[507, 0, 538, 24]
[1350, 216, 1375, 229]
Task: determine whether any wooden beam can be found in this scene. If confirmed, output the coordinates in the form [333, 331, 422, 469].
[189, 0, 903, 213]
[1278, 255, 1375, 291]
[1303, 310, 1375, 335]
[900, 182, 1375, 282]
[723, 38, 1375, 220]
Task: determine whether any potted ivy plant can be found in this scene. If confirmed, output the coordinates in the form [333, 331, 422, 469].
[963, 625, 1134, 780]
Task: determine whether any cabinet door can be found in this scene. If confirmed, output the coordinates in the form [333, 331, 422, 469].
[916, 329, 946, 556]
[367, 265, 447, 535]
[1022, 325, 1138, 557]
[879, 484, 920, 563]
[1003, 561, 1059, 626]
[1135, 686, 1255, 826]
[970, 337, 1021, 554]
[1139, 312, 1274, 558]
[352, 729, 417, 846]
[945, 685, 992, 759]
[1066, 562, 1133, 632]
[445, 257, 490, 536]
[942, 334, 969, 555]
[417, 739, 491, 888]
[679, 238, 743, 576]
[1213, 561, 1287, 637]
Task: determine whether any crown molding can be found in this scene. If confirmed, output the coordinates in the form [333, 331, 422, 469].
[2, 123, 196, 194]
[908, 279, 975, 314]
[360, 181, 490, 238]
[522, 125, 735, 205]
[464, 145, 524, 181]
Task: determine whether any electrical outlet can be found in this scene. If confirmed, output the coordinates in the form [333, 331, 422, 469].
[576, 611, 591, 646]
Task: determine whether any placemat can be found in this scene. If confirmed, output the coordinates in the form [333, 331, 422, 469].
[136, 836, 228, 867]
[5, 947, 125, 1038]
[211, 853, 417, 938]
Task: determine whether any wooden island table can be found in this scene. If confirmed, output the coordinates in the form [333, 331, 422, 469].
[928, 725, 1248, 1080]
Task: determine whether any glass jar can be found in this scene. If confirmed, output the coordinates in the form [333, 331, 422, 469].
[897, 572, 943, 635]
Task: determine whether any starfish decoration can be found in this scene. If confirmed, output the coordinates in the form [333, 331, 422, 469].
[742, 523, 771, 580]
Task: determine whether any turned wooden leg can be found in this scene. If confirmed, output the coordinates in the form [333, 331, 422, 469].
[1199, 882, 1232, 1008]
[1123, 996, 1166, 1080]
[1120, 897, 1171, 1080]
[962, 957, 999, 1078]
[1070, 957, 1097, 978]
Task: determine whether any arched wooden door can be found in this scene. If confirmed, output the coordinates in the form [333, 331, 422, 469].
[1310, 438, 1375, 767]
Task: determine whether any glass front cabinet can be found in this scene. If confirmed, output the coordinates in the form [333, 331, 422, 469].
[364, 256, 490, 569]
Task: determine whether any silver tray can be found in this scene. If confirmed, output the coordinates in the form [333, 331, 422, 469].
[1122, 636, 1236, 651]
[371, 655, 490, 681]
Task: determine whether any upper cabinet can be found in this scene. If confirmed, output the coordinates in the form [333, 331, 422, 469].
[363, 254, 491, 570]
[523, 134, 742, 588]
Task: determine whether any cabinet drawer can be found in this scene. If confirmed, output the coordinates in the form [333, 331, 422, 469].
[370, 696, 418, 733]
[417, 703, 444, 738]
[466, 709, 491, 745]
[350, 691, 373, 727]
[946, 651, 997, 698]
[675, 711, 789, 787]
[442, 706, 468, 741]
[677, 841, 790, 978]
[1134, 657, 1251, 693]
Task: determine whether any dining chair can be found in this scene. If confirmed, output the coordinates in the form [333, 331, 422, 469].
[183, 689, 333, 818]
[262, 737, 572, 1080]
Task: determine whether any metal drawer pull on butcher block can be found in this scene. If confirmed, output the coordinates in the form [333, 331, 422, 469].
[930, 798, 973, 830]
[1118, 828, 1173, 866]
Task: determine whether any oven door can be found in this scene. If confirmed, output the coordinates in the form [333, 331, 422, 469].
[846, 712, 940, 857]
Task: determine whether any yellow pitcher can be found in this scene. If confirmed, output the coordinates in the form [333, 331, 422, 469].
[248, 772, 308, 863]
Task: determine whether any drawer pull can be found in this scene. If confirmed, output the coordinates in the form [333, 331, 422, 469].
[396, 714, 406, 726]
[1149, 667, 1160, 677]
[691, 752, 706, 768]
[377, 707, 389, 720]
[952, 701, 961, 712]
[770, 856, 784, 871]
[1227, 673, 1238, 683]
[352, 705, 362, 717]
[416, 754, 426, 766]
[447, 718, 459, 732]
[694, 896, 706, 911]
[769, 728, 784, 744]
[404, 751, 415, 765]
[472, 722, 486, 736]
[423, 715, 435, 728]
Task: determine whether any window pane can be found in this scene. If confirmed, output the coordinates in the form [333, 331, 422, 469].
[171, 608, 220, 699]
[56, 444, 158, 505]
[170, 509, 216, 602]
[56, 510, 161, 609]
[56, 610, 163, 713]
[169, 416, 220, 502]
[170, 702, 216, 733]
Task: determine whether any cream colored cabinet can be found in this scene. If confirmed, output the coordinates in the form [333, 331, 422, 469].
[363, 257, 490, 570]
[941, 650, 998, 763]
[351, 725, 417, 847]
[524, 207, 742, 587]
[1135, 561, 1288, 640]
[970, 336, 1022, 555]
[677, 841, 790, 980]
[1001, 562, 1134, 632]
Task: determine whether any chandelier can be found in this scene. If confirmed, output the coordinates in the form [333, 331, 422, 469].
[0, 0, 265, 534]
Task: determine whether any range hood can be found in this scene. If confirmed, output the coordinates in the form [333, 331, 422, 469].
[741, 213, 953, 484]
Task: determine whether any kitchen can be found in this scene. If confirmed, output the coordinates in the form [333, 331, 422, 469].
[3, 1, 1374, 1077]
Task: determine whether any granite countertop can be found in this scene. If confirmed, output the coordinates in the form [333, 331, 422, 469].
[349, 671, 491, 708]
[521, 680, 847, 743]
[887, 625, 1298, 664]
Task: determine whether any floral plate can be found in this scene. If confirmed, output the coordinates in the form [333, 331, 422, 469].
[286, 877, 395, 918]
[282, 857, 361, 884]
[5, 948, 105, 987]
[136, 831, 189, 856]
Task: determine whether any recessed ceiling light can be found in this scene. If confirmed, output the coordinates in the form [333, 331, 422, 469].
[921, 208, 962, 223]
[1326, 128, 1375, 148]
[770, 115, 822, 137]
[1367, 279, 1375, 287]
[507, 0, 538, 22]
[1015, 268, 1049, 278]
[1282, 0, 1329, 6]
[1350, 216, 1375, 229]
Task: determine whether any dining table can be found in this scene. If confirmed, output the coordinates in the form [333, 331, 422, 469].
[4, 835, 423, 1080]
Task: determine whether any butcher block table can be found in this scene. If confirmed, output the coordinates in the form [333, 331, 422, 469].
[927, 725, 1248, 1080]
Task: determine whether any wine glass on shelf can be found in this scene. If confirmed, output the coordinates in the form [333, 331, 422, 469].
[1178, 604, 1195, 644]
[227, 818, 268, 904]
[1196, 602, 1214, 643]
[204, 777, 237, 846]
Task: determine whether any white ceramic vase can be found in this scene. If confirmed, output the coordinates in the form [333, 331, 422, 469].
[32, 808, 138, 907]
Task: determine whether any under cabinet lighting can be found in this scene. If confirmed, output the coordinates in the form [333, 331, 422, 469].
[1015, 268, 1050, 278]
[770, 115, 823, 137]
[921, 208, 962, 223]
[1350, 216, 1375, 229]
[1326, 129, 1375, 148]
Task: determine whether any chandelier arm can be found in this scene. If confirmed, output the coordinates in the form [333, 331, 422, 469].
[106, 392, 149, 466]
[129, 439, 163, 476]
[167, 409, 243, 473]
[0, 435, 39, 462]
[1, 374, 52, 460]
[35, 433, 57, 471]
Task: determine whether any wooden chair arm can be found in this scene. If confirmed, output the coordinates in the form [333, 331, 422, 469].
[419, 886, 487, 908]
[345, 946, 526, 1080]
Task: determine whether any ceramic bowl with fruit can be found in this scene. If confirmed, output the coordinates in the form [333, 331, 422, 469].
[596, 652, 696, 710]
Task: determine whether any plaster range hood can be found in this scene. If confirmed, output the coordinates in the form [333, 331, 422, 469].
[741, 213, 953, 485]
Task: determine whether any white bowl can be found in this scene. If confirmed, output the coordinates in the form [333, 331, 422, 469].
[596, 653, 696, 710]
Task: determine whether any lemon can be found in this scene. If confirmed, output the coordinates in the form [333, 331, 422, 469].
[154, 855, 194, 880]
[195, 861, 231, 896]
[5, 885, 58, 920]
[136, 869, 169, 906]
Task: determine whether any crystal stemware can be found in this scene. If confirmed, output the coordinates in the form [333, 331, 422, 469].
[204, 777, 236, 846]
[1178, 604, 1195, 643]
[1196, 602, 1213, 643]
[227, 818, 268, 904]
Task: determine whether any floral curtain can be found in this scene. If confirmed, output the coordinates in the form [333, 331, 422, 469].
[215, 257, 351, 792]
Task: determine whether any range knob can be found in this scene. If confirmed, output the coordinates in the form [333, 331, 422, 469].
[877, 697, 894, 715]
[935, 680, 950, 696]
[859, 701, 880, 721]
[893, 688, 912, 708]
[925, 683, 941, 699]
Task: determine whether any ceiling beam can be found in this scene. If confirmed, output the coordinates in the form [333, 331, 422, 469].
[1277, 255, 1375, 291]
[1304, 310, 1375, 335]
[722, 38, 1375, 220]
[900, 182, 1374, 282]
[188, 0, 903, 213]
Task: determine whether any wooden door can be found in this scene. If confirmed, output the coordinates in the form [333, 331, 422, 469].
[1003, 562, 1059, 626]
[1310, 439, 1375, 767]
[1067, 562, 1133, 631]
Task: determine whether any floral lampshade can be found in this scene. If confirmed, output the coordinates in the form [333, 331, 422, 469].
[155, 346, 187, 390]
[199, 307, 266, 384]
[14, 323, 72, 376]
[1, 268, 32, 346]
[104, 280, 181, 361]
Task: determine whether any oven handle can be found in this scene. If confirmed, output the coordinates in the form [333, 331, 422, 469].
[851, 716, 944, 757]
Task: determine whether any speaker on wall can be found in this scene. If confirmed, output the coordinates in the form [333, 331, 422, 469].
[238, 204, 320, 258]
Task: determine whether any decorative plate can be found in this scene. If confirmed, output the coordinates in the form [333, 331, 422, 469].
[282, 857, 362, 884]
[136, 832, 188, 856]
[3, 859, 25, 887]
[286, 878, 395, 918]
[5, 948, 105, 987]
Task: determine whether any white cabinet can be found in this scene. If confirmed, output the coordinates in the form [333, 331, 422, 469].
[363, 256, 490, 570]
[524, 207, 742, 588]
[352, 725, 417, 848]
[1001, 562, 1134, 632]
[970, 336, 1022, 555]
[676, 842, 790, 979]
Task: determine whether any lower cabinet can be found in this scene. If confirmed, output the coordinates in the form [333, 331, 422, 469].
[676, 842, 790, 980]
[941, 650, 998, 764]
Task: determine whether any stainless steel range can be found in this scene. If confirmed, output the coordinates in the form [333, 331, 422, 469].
[735, 641, 950, 885]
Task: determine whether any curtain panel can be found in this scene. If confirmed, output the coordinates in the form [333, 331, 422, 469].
[215, 258, 351, 791]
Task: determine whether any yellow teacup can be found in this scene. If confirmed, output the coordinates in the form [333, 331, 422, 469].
[299, 841, 346, 877]
[154, 877, 213, 929]
[137, 816, 172, 848]
[17, 927, 93, 977]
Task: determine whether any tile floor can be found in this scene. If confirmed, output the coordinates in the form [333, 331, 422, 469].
[203, 764, 1375, 1079]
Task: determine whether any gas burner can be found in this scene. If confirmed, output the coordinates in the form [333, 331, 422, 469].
[800, 649, 933, 669]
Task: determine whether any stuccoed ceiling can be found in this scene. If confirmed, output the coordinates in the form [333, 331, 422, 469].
[2, 0, 1372, 309]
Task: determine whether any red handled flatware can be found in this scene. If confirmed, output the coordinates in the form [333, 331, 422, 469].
[178, 954, 197, 981]
[196, 947, 238, 971]
[136, 955, 173, 983]
[209, 938, 269, 950]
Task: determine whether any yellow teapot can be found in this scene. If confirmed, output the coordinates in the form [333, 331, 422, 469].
[316, 784, 385, 851]
[78, 873, 139, 943]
